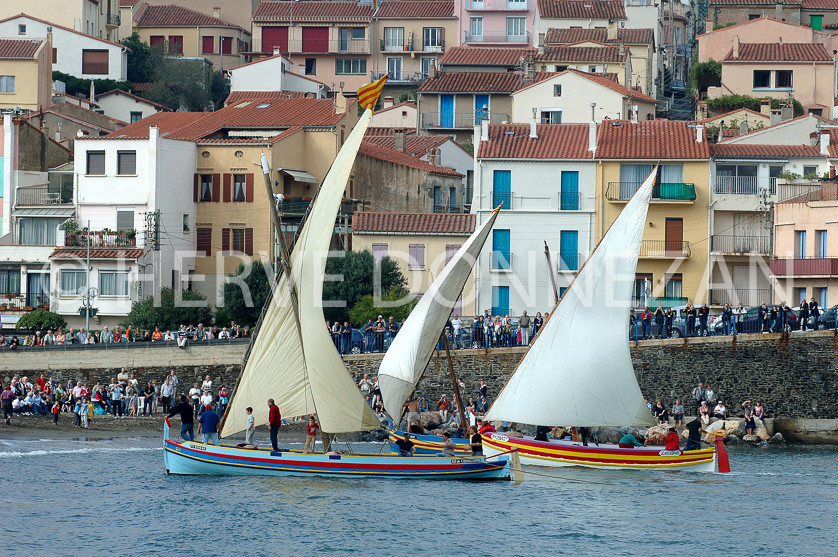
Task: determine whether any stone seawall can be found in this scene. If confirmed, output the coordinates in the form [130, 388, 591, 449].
[4, 331, 838, 438]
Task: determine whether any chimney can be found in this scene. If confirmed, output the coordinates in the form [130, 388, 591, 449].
[760, 98, 771, 116]
[481, 119, 489, 142]
[394, 129, 406, 152]
[429, 59, 437, 79]
[382, 96, 394, 108]
[213, 7, 221, 19]
[335, 88, 347, 114]
[89, 81, 95, 103]
[739, 120, 748, 135]
[631, 104, 638, 124]
[588, 120, 597, 152]
[733, 35, 740, 59]
[831, 166, 836, 179]
[811, 131, 819, 145]
[775, 4, 782, 19]
[696, 124, 704, 143]
[607, 19, 618, 41]
[781, 105, 793, 121]
[770, 108, 781, 125]
[529, 108, 538, 139]
[821, 129, 831, 155]
[273, 46, 282, 56]
[538, 33, 545, 48]
[779, 36, 783, 45]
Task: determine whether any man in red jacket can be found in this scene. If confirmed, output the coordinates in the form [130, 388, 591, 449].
[268, 398, 281, 451]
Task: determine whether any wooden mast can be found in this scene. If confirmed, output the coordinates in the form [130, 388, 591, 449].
[544, 240, 559, 305]
[442, 335, 467, 435]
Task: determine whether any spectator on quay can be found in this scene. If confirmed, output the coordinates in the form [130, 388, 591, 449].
[753, 400, 765, 422]
[744, 412, 756, 435]
[51, 399, 60, 424]
[451, 315, 462, 348]
[168, 395, 195, 441]
[493, 315, 502, 346]
[43, 330, 56, 345]
[218, 327, 230, 340]
[142, 381, 155, 417]
[705, 384, 716, 410]
[810, 297, 820, 328]
[629, 308, 637, 336]
[373, 316, 386, 352]
[160, 378, 174, 414]
[66, 328, 77, 345]
[799, 299, 809, 331]
[698, 304, 710, 336]
[722, 303, 733, 335]
[483, 315, 492, 348]
[671, 399, 684, 427]
[473, 316, 483, 348]
[330, 321, 341, 352]
[533, 312, 544, 336]
[741, 399, 753, 417]
[194, 324, 205, 342]
[362, 319, 374, 352]
[164, 330, 175, 341]
[79, 398, 90, 429]
[358, 374, 372, 396]
[388, 316, 398, 341]
[199, 390, 212, 415]
[127, 391, 139, 417]
[734, 302, 746, 333]
[189, 383, 202, 417]
[654, 306, 665, 339]
[652, 399, 668, 424]
[77, 328, 87, 345]
[202, 375, 213, 394]
[101, 326, 113, 343]
[341, 321, 352, 354]
[2, 385, 15, 425]
[55, 330, 65, 345]
[197, 402, 220, 445]
[478, 394, 489, 414]
[217, 386, 229, 417]
[664, 307, 673, 338]
[713, 401, 727, 420]
[113, 327, 123, 343]
[152, 327, 163, 341]
[640, 307, 652, 338]
[781, 302, 792, 332]
[437, 394, 451, 423]
[759, 303, 769, 333]
[502, 315, 513, 346]
[686, 304, 697, 337]
[770, 305, 779, 332]
[109, 382, 124, 417]
[519, 311, 531, 346]
[691, 382, 705, 415]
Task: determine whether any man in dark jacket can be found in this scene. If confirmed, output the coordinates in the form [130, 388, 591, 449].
[268, 398, 282, 451]
[168, 395, 195, 441]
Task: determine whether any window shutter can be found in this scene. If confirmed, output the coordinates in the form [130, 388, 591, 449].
[193, 174, 199, 202]
[245, 228, 253, 256]
[212, 173, 221, 203]
[246, 173, 254, 202]
[222, 228, 230, 252]
[197, 227, 211, 256]
[223, 173, 232, 202]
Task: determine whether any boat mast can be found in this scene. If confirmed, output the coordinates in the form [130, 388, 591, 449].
[442, 335, 467, 434]
[544, 241, 559, 305]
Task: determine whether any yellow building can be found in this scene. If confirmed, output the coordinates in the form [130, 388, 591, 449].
[352, 212, 477, 317]
[12, 0, 120, 41]
[594, 120, 712, 307]
[0, 37, 52, 112]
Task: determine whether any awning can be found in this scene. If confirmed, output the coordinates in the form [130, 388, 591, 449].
[278, 168, 317, 183]
[13, 207, 75, 217]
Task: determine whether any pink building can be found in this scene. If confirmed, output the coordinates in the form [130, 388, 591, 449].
[454, 0, 536, 47]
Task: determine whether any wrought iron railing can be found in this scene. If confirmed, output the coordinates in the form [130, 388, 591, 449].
[713, 176, 777, 195]
[490, 251, 512, 270]
[639, 240, 691, 257]
[420, 111, 509, 129]
[65, 231, 137, 248]
[708, 289, 770, 307]
[489, 189, 513, 209]
[558, 191, 581, 210]
[710, 235, 771, 255]
[606, 182, 696, 201]
[371, 70, 425, 83]
[16, 186, 72, 206]
[464, 31, 529, 43]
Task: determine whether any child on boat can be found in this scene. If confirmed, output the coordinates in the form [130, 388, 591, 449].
[304, 416, 319, 453]
[245, 407, 256, 446]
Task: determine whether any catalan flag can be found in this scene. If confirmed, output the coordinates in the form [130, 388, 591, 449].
[357, 74, 388, 111]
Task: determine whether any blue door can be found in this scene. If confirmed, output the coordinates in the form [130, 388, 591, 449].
[492, 170, 511, 209]
[440, 95, 454, 128]
[433, 186, 442, 212]
[475, 94, 489, 123]
[492, 229, 511, 269]
[560, 230, 579, 270]
[492, 286, 509, 316]
[560, 171, 579, 210]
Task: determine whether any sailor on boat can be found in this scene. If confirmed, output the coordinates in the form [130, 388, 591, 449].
[618, 431, 644, 448]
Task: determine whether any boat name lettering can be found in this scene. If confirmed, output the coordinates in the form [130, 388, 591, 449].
[190, 444, 207, 451]
[450, 458, 482, 464]
[658, 450, 681, 457]
[490, 435, 509, 442]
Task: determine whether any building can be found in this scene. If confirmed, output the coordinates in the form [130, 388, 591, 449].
[0, 14, 128, 81]
[707, 0, 838, 30]
[369, 98, 417, 128]
[93, 88, 169, 123]
[438, 45, 535, 72]
[0, 0, 122, 41]
[120, 0, 259, 34]
[24, 102, 127, 149]
[0, 37, 52, 112]
[534, 0, 626, 38]
[226, 53, 329, 98]
[352, 211, 477, 316]
[511, 69, 657, 123]
[534, 44, 631, 89]
[473, 122, 596, 315]
[454, 0, 536, 48]
[698, 107, 771, 140]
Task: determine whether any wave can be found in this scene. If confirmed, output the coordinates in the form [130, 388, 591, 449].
[0, 446, 161, 458]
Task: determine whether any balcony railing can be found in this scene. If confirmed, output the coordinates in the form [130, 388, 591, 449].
[777, 182, 822, 202]
[558, 191, 582, 210]
[491, 306, 509, 316]
[420, 111, 509, 129]
[631, 296, 688, 309]
[16, 186, 72, 206]
[708, 288, 771, 307]
[558, 252, 580, 271]
[714, 176, 777, 195]
[65, 231, 137, 248]
[0, 293, 49, 310]
[769, 257, 838, 276]
[464, 31, 529, 44]
[490, 190, 513, 209]
[380, 37, 412, 52]
[640, 240, 691, 258]
[107, 14, 120, 26]
[254, 39, 371, 55]
[371, 70, 426, 83]
[710, 235, 771, 255]
[490, 251, 513, 270]
[467, 0, 529, 9]
[606, 182, 697, 202]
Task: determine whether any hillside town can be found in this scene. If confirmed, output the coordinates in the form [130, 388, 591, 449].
[1, 0, 837, 337]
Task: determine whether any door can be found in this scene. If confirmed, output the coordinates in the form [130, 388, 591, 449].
[732, 265, 750, 308]
[339, 28, 349, 52]
[492, 286, 509, 316]
[492, 229, 510, 269]
[560, 171, 579, 210]
[470, 17, 483, 40]
[433, 185, 442, 212]
[474, 94, 489, 122]
[384, 27, 404, 51]
[811, 14, 823, 30]
[302, 27, 328, 53]
[440, 94, 454, 128]
[421, 57, 433, 78]
[733, 213, 751, 252]
[387, 57, 403, 81]
[559, 230, 578, 270]
[665, 218, 684, 256]
[27, 272, 49, 307]
[492, 170, 511, 208]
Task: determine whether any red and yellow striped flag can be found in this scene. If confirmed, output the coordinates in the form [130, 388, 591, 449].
[357, 74, 388, 111]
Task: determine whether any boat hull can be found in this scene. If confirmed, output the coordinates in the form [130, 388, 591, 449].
[482, 433, 716, 473]
[388, 429, 471, 456]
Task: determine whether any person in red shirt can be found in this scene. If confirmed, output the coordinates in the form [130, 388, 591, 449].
[268, 398, 281, 451]
[34, 374, 46, 390]
[664, 425, 681, 451]
[304, 415, 319, 454]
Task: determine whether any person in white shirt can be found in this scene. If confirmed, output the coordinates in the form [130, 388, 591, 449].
[218, 327, 230, 340]
[245, 406, 256, 446]
[200, 390, 213, 415]
[201, 375, 212, 393]
[451, 315, 462, 348]
[358, 374, 371, 395]
[164, 330, 175, 341]
[189, 384, 202, 418]
[713, 401, 727, 420]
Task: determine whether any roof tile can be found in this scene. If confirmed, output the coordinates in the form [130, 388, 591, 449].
[538, 0, 626, 19]
[724, 43, 831, 62]
[804, 0, 838, 8]
[137, 4, 244, 29]
[363, 133, 450, 157]
[477, 124, 595, 160]
[711, 143, 822, 157]
[359, 141, 463, 176]
[0, 38, 43, 59]
[545, 27, 654, 45]
[353, 212, 475, 234]
[709, 0, 800, 4]
[418, 70, 558, 93]
[514, 69, 656, 102]
[253, 1, 374, 22]
[377, 0, 455, 18]
[440, 46, 536, 67]
[535, 45, 625, 63]
[596, 120, 711, 159]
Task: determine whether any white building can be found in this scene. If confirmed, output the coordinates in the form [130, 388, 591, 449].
[473, 121, 596, 315]
[52, 127, 197, 327]
[226, 54, 329, 98]
[0, 14, 128, 81]
[94, 89, 169, 124]
[370, 98, 417, 129]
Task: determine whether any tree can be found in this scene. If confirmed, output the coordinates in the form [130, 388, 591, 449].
[689, 59, 721, 95]
[52, 71, 131, 97]
[322, 249, 407, 324]
[16, 310, 66, 332]
[706, 95, 804, 117]
[120, 33, 163, 84]
[348, 288, 416, 326]
[144, 55, 218, 111]
[222, 262, 273, 327]
[122, 288, 213, 331]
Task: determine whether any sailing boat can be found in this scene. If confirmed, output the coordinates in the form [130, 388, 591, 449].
[480, 168, 725, 472]
[162, 79, 511, 480]
[380, 208, 501, 456]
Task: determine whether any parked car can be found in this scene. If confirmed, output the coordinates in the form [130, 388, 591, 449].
[666, 79, 685, 97]
[712, 305, 796, 334]
[817, 305, 838, 330]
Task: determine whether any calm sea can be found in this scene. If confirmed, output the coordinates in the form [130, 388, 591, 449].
[1, 436, 835, 556]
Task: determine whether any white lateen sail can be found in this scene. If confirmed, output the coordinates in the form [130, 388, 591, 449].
[485, 168, 659, 428]
[378, 208, 501, 416]
[221, 110, 380, 437]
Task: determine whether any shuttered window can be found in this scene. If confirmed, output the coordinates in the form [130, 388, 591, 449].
[232, 228, 245, 252]
[87, 151, 105, 175]
[372, 243, 388, 263]
[169, 36, 183, 54]
[196, 228, 212, 256]
[116, 209, 134, 231]
[117, 151, 136, 175]
[221, 36, 232, 54]
[409, 244, 425, 269]
[82, 50, 109, 75]
[202, 36, 214, 54]
[234, 174, 246, 201]
[150, 36, 164, 48]
[0, 75, 14, 93]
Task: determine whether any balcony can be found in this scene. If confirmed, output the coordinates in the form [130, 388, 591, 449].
[467, 0, 529, 10]
[558, 191, 582, 210]
[714, 176, 776, 195]
[65, 231, 137, 248]
[490, 190, 513, 210]
[777, 182, 822, 202]
[708, 288, 770, 307]
[710, 235, 771, 256]
[421, 111, 509, 130]
[256, 38, 371, 55]
[371, 70, 426, 84]
[606, 182, 696, 202]
[464, 31, 530, 44]
[631, 296, 688, 309]
[640, 240, 691, 258]
[16, 186, 73, 206]
[0, 293, 49, 311]
[558, 252, 580, 271]
[769, 257, 838, 277]
[107, 14, 120, 27]
[380, 37, 413, 52]
[490, 251, 512, 270]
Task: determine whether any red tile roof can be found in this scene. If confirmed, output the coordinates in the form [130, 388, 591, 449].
[514, 69, 656, 102]
[0, 14, 125, 48]
[120, 0, 141, 6]
[418, 70, 526, 93]
[477, 124, 595, 160]
[0, 38, 43, 59]
[596, 120, 711, 159]
[225, 90, 310, 105]
[377, 0, 455, 18]
[253, 1, 374, 22]
[709, 0, 800, 4]
[137, 5, 245, 29]
[545, 27, 654, 45]
[724, 43, 832, 62]
[359, 141, 463, 176]
[96, 112, 200, 139]
[536, 45, 625, 63]
[132, 82, 153, 92]
[538, 0, 626, 19]
[711, 143, 822, 157]
[364, 134, 450, 157]
[375, 100, 417, 114]
[365, 126, 417, 136]
[50, 248, 145, 260]
[440, 46, 536, 67]
[805, 0, 838, 8]
[96, 89, 170, 110]
[353, 212, 475, 234]
[700, 107, 767, 123]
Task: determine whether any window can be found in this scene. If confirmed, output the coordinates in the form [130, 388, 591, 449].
[130, 111, 142, 123]
[202, 36, 214, 54]
[492, 229, 511, 269]
[508, 0, 527, 6]
[87, 151, 105, 175]
[753, 70, 771, 89]
[409, 244, 425, 269]
[492, 170, 511, 209]
[665, 218, 684, 256]
[470, 17, 483, 38]
[769, 165, 783, 179]
[351, 27, 365, 39]
[0, 269, 20, 294]
[18, 24, 26, 34]
[232, 228, 245, 252]
[491, 286, 509, 316]
[445, 244, 461, 263]
[816, 230, 827, 258]
[776, 70, 793, 89]
[117, 151, 136, 175]
[0, 76, 15, 93]
[541, 110, 562, 124]
[559, 230, 578, 270]
[18, 218, 62, 245]
[795, 230, 807, 258]
[304, 58, 316, 75]
[168, 36, 184, 55]
[795, 287, 807, 305]
[183, 214, 190, 233]
[233, 174, 246, 201]
[664, 273, 683, 298]
[82, 50, 109, 74]
[99, 270, 130, 296]
[634, 273, 653, 306]
[421, 57, 434, 78]
[196, 227, 212, 256]
[372, 243, 388, 263]
[423, 27, 443, 51]
[803, 165, 819, 178]
[60, 270, 86, 296]
[817, 286, 828, 308]
[116, 209, 134, 231]
[335, 58, 366, 75]
[52, 48, 57, 63]
[150, 36, 164, 48]
[449, 186, 457, 212]
[748, 14, 761, 19]
[384, 27, 404, 51]
[507, 17, 526, 39]
[200, 175, 212, 201]
[553, 84, 562, 97]
[221, 36, 232, 55]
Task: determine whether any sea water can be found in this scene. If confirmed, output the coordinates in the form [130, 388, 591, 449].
[1, 436, 835, 556]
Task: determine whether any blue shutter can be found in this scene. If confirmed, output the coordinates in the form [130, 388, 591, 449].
[560, 171, 579, 210]
[440, 95, 454, 128]
[492, 286, 509, 316]
[492, 229, 510, 269]
[492, 170, 511, 209]
[475, 94, 489, 122]
[560, 230, 579, 270]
